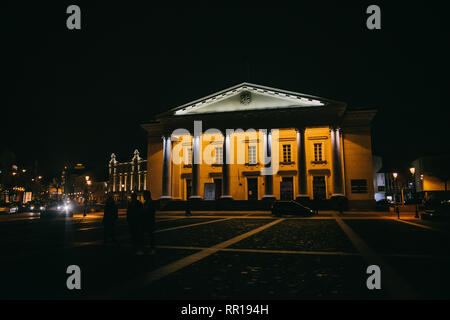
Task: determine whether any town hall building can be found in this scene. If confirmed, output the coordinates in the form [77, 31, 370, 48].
[142, 83, 377, 209]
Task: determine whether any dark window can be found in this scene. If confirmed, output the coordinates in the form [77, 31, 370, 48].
[282, 144, 291, 163]
[314, 143, 323, 162]
[351, 179, 368, 193]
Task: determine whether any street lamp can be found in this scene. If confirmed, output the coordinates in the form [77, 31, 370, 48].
[393, 172, 399, 219]
[410, 167, 419, 218]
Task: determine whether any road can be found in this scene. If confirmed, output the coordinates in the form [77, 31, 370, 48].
[0, 210, 449, 299]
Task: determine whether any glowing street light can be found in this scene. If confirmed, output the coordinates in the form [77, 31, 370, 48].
[393, 172, 398, 179]
[409, 167, 419, 218]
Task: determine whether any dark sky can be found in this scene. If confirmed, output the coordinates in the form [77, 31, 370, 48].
[3, 1, 449, 180]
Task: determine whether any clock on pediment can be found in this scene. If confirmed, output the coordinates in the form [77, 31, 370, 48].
[240, 91, 252, 105]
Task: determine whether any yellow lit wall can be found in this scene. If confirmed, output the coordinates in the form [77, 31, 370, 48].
[146, 127, 375, 206]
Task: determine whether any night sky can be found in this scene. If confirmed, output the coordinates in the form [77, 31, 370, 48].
[3, 1, 449, 181]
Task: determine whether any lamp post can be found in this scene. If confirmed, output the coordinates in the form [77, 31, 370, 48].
[83, 176, 91, 216]
[393, 172, 399, 219]
[410, 167, 419, 218]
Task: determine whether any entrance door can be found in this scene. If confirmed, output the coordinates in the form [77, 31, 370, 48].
[247, 178, 258, 200]
[280, 177, 294, 200]
[313, 176, 326, 200]
[214, 179, 222, 200]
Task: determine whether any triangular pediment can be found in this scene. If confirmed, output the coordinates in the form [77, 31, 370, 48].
[164, 83, 342, 117]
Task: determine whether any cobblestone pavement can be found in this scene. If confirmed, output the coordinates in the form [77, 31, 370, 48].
[0, 211, 449, 299]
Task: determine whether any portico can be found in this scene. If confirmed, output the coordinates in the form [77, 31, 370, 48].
[142, 83, 376, 209]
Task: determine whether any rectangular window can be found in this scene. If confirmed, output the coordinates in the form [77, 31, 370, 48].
[314, 143, 323, 162]
[351, 179, 368, 193]
[215, 147, 223, 164]
[282, 144, 292, 163]
[248, 145, 257, 164]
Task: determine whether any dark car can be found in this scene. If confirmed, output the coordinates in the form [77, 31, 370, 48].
[40, 200, 74, 218]
[421, 201, 450, 221]
[375, 199, 390, 211]
[0, 202, 19, 214]
[271, 200, 314, 217]
[24, 200, 43, 212]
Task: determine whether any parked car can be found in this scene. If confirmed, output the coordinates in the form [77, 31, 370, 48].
[0, 202, 10, 214]
[271, 200, 314, 217]
[40, 200, 74, 218]
[1, 203, 19, 214]
[375, 199, 390, 211]
[421, 201, 450, 221]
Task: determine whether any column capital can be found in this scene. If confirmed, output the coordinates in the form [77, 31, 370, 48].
[329, 126, 342, 133]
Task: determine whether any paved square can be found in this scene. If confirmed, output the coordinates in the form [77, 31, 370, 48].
[0, 211, 449, 299]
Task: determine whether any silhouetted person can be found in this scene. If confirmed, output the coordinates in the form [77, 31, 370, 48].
[142, 190, 156, 254]
[337, 197, 345, 215]
[127, 193, 144, 255]
[103, 195, 118, 245]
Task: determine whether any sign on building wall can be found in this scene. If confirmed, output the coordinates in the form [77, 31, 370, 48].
[23, 192, 32, 203]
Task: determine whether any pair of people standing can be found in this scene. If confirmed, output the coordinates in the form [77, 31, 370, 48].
[127, 191, 156, 255]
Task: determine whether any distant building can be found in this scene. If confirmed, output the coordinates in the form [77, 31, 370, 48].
[372, 155, 385, 202]
[412, 155, 450, 198]
[108, 150, 148, 201]
[61, 163, 107, 204]
[61, 163, 88, 195]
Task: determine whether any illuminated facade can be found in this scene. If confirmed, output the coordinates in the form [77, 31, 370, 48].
[108, 150, 148, 201]
[142, 83, 377, 209]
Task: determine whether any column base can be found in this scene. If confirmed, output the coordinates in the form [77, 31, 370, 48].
[159, 196, 172, 200]
[219, 195, 233, 200]
[262, 195, 276, 200]
[331, 193, 345, 198]
[188, 196, 202, 200]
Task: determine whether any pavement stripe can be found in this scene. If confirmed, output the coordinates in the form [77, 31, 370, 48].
[156, 245, 359, 256]
[97, 218, 285, 298]
[395, 219, 443, 232]
[77, 218, 184, 231]
[154, 217, 232, 233]
[333, 214, 419, 299]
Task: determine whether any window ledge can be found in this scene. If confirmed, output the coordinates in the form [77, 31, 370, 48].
[311, 160, 327, 164]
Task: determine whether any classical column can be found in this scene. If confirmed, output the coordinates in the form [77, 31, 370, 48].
[161, 135, 172, 198]
[331, 127, 344, 196]
[190, 134, 201, 199]
[262, 129, 275, 199]
[296, 128, 309, 201]
[221, 131, 232, 199]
